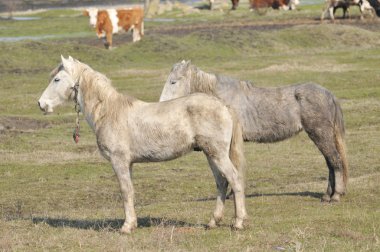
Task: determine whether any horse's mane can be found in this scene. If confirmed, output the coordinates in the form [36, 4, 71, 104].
[188, 64, 253, 96]
[189, 65, 218, 96]
[74, 61, 136, 124]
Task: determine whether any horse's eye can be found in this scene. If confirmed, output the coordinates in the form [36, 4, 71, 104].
[170, 80, 176, 85]
[54, 78, 60, 82]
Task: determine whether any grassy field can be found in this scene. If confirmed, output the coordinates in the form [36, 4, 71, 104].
[1, 3, 380, 251]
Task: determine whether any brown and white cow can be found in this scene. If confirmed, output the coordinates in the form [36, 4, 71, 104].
[321, 0, 375, 20]
[84, 7, 144, 49]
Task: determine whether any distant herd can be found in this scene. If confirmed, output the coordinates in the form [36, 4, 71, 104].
[83, 0, 379, 49]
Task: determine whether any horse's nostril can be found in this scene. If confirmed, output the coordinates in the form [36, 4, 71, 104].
[38, 101, 46, 112]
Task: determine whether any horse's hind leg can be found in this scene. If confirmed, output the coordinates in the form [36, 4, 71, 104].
[206, 158, 228, 228]
[207, 155, 247, 229]
[306, 130, 346, 202]
[322, 167, 334, 202]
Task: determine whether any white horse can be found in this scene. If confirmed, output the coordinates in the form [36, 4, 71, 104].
[38, 56, 247, 233]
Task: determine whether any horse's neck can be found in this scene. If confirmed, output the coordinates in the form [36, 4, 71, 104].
[77, 67, 120, 130]
[191, 67, 217, 95]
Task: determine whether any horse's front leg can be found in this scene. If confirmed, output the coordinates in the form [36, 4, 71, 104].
[111, 155, 137, 234]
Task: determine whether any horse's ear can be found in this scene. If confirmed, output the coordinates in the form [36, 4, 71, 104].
[61, 55, 73, 73]
[180, 60, 190, 68]
[60, 55, 66, 62]
[68, 56, 74, 62]
[83, 10, 89, 16]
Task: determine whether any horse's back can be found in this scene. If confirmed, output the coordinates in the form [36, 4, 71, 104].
[126, 94, 233, 162]
[162, 93, 233, 137]
[215, 82, 301, 142]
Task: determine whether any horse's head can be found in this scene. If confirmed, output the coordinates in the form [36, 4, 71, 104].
[159, 60, 192, 102]
[38, 56, 78, 114]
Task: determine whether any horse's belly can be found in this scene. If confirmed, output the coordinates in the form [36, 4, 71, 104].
[132, 141, 193, 163]
[130, 126, 194, 162]
[241, 112, 303, 143]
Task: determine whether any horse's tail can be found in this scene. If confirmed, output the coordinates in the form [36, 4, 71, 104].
[333, 97, 349, 189]
[228, 107, 246, 189]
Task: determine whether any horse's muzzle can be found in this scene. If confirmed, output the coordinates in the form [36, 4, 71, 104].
[38, 101, 44, 111]
[38, 101, 51, 114]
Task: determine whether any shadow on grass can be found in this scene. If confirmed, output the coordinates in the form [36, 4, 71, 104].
[246, 191, 324, 199]
[195, 191, 324, 202]
[31, 216, 205, 231]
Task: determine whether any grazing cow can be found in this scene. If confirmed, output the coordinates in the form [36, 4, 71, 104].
[321, 0, 375, 20]
[249, 0, 300, 11]
[84, 7, 144, 49]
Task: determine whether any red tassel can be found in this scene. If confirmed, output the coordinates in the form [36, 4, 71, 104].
[73, 127, 80, 144]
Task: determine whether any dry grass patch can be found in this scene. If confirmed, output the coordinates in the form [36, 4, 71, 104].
[256, 62, 356, 73]
[0, 150, 103, 165]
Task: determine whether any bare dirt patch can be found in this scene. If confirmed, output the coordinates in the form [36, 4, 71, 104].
[0, 116, 51, 133]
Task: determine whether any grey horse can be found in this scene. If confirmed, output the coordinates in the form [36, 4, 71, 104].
[160, 60, 348, 203]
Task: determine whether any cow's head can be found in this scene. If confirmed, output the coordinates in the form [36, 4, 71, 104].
[85, 8, 98, 28]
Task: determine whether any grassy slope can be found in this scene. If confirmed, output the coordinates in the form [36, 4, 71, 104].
[1, 5, 380, 251]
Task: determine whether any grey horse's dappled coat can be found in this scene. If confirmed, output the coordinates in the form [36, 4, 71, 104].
[160, 60, 348, 203]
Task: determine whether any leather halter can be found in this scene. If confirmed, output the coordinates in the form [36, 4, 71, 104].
[70, 81, 81, 143]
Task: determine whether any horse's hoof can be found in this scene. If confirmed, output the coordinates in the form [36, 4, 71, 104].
[232, 223, 244, 231]
[330, 193, 341, 203]
[207, 219, 218, 229]
[232, 218, 244, 230]
[120, 227, 132, 234]
[120, 223, 136, 234]
[321, 194, 331, 203]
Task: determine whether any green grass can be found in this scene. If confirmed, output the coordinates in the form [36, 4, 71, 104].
[1, 5, 380, 251]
